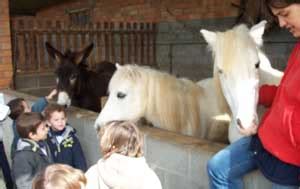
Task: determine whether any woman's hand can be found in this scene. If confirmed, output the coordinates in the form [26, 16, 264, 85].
[237, 123, 258, 136]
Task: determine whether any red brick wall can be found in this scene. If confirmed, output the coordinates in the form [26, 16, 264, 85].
[23, 0, 238, 22]
[0, 0, 13, 89]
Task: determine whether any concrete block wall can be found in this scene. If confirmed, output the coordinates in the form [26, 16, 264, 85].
[156, 17, 297, 81]
[1, 89, 273, 189]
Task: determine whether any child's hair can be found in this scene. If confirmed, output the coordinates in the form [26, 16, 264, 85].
[16, 112, 44, 139]
[44, 104, 66, 120]
[7, 98, 25, 120]
[99, 120, 143, 159]
[32, 163, 86, 189]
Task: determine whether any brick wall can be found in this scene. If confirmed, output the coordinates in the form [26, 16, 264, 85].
[27, 0, 238, 22]
[0, 0, 13, 89]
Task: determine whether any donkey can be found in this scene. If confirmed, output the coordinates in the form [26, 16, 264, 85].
[45, 42, 116, 112]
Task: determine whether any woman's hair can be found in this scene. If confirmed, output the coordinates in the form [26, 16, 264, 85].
[266, 0, 299, 9]
[32, 164, 86, 189]
[44, 104, 66, 120]
[99, 120, 143, 159]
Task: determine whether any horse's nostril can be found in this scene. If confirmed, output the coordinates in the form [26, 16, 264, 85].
[64, 105, 68, 108]
[236, 118, 243, 128]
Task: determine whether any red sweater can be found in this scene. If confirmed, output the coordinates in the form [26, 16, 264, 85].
[258, 41, 300, 166]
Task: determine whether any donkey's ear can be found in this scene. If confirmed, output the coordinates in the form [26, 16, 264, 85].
[250, 20, 267, 46]
[200, 29, 217, 46]
[74, 43, 94, 64]
[45, 42, 64, 63]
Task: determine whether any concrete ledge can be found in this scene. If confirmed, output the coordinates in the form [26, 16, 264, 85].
[1, 89, 272, 189]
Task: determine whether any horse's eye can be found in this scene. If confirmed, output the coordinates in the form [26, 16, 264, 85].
[218, 69, 223, 74]
[117, 92, 126, 99]
[255, 61, 260, 69]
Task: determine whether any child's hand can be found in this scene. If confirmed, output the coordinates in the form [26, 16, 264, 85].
[46, 89, 58, 101]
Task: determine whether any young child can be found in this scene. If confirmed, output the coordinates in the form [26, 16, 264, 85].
[7, 89, 57, 159]
[12, 112, 53, 189]
[32, 163, 86, 189]
[44, 104, 87, 171]
[85, 120, 162, 189]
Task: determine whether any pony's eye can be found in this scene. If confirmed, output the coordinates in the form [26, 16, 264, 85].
[218, 69, 223, 74]
[117, 92, 126, 99]
[255, 61, 260, 69]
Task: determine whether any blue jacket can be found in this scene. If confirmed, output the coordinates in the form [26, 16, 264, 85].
[47, 125, 87, 171]
[11, 97, 48, 159]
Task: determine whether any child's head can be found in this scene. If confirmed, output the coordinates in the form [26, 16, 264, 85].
[44, 104, 67, 131]
[17, 112, 48, 141]
[32, 163, 86, 189]
[7, 98, 30, 120]
[99, 120, 143, 159]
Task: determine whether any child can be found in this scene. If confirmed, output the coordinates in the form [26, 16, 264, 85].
[7, 89, 57, 159]
[44, 104, 87, 171]
[12, 112, 53, 189]
[85, 120, 162, 189]
[32, 163, 86, 189]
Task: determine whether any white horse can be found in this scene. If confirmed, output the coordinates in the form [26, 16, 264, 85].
[200, 20, 283, 143]
[95, 64, 210, 138]
[94, 21, 282, 143]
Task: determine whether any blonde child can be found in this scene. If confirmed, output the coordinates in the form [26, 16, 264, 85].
[32, 163, 86, 189]
[85, 120, 162, 189]
[44, 104, 87, 171]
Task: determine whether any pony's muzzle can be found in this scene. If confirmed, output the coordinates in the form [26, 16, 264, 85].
[236, 117, 258, 129]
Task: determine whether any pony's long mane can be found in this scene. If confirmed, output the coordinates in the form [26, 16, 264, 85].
[111, 65, 204, 136]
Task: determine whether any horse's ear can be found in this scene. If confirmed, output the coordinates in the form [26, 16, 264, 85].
[45, 42, 64, 63]
[200, 29, 217, 46]
[116, 63, 122, 69]
[250, 20, 267, 46]
[74, 43, 94, 64]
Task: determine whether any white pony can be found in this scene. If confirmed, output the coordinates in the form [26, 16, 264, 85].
[200, 20, 283, 143]
[95, 21, 282, 143]
[95, 64, 210, 138]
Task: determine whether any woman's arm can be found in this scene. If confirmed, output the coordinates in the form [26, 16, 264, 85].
[258, 85, 278, 108]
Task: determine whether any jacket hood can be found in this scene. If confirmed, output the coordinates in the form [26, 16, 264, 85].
[16, 139, 40, 152]
[97, 153, 153, 189]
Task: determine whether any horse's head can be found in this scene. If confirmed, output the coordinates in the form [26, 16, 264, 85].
[94, 64, 147, 129]
[201, 20, 267, 142]
[45, 42, 94, 107]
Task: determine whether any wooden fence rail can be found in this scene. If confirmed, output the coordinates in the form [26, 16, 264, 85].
[11, 19, 157, 73]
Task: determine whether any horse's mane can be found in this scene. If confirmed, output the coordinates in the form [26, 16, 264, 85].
[213, 24, 257, 74]
[111, 65, 204, 136]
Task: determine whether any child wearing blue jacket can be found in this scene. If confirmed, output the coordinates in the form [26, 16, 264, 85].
[44, 104, 87, 171]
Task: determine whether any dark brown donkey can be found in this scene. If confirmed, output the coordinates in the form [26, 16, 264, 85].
[46, 42, 116, 112]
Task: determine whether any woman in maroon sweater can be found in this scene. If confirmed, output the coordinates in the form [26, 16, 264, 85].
[207, 1, 300, 189]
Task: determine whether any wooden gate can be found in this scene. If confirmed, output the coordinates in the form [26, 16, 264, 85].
[11, 19, 157, 74]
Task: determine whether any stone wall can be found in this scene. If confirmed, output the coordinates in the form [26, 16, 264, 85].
[1, 89, 272, 189]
